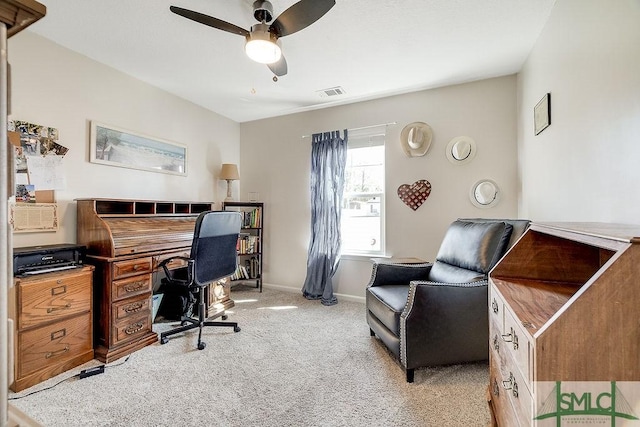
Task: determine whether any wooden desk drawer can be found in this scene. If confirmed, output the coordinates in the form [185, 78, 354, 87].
[503, 307, 531, 386]
[18, 270, 92, 329]
[489, 352, 522, 427]
[112, 295, 151, 322]
[154, 250, 190, 271]
[496, 356, 532, 425]
[112, 274, 152, 301]
[489, 285, 505, 331]
[113, 312, 152, 346]
[112, 257, 153, 279]
[18, 312, 92, 378]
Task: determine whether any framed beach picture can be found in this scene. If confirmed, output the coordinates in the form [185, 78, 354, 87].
[90, 121, 187, 175]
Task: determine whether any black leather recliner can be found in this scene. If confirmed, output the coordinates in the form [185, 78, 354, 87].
[365, 218, 530, 382]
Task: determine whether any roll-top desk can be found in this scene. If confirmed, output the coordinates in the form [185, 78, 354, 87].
[76, 198, 233, 362]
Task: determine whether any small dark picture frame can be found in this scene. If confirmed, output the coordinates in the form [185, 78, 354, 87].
[534, 93, 551, 135]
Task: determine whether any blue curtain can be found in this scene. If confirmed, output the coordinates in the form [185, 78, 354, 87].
[301, 130, 348, 306]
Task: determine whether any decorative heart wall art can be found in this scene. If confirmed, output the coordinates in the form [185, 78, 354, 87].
[397, 180, 432, 211]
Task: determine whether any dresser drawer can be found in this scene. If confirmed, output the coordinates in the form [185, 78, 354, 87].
[489, 351, 522, 427]
[112, 312, 152, 346]
[112, 274, 152, 301]
[489, 285, 505, 331]
[18, 312, 92, 378]
[112, 295, 151, 322]
[496, 354, 533, 425]
[112, 257, 153, 279]
[18, 269, 92, 330]
[503, 307, 531, 386]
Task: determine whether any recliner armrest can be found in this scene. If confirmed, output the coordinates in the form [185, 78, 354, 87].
[409, 279, 488, 288]
[367, 262, 433, 288]
[399, 279, 490, 368]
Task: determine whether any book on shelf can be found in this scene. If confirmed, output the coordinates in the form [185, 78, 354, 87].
[237, 207, 261, 228]
[229, 257, 260, 281]
[236, 234, 260, 254]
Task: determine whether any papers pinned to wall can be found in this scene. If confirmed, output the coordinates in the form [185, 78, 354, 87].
[24, 155, 66, 190]
[9, 119, 69, 194]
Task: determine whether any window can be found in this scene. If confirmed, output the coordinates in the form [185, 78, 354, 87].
[341, 129, 385, 256]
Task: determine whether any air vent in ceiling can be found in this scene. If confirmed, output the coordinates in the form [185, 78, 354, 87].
[317, 86, 346, 98]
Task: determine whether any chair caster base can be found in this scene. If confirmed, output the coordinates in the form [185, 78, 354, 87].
[198, 342, 206, 350]
[234, 326, 241, 333]
[222, 315, 228, 320]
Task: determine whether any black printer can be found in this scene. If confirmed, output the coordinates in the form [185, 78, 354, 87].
[13, 243, 86, 276]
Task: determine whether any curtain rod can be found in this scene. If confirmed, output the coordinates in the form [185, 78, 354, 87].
[301, 121, 397, 138]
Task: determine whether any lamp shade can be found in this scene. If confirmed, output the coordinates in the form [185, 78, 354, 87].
[245, 24, 281, 64]
[220, 163, 240, 180]
[245, 39, 282, 64]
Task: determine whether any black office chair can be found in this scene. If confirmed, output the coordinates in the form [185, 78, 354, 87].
[158, 210, 242, 350]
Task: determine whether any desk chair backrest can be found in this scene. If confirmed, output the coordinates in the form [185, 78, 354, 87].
[191, 211, 242, 286]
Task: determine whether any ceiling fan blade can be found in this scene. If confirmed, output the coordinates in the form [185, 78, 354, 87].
[269, 0, 335, 37]
[267, 55, 288, 77]
[170, 6, 249, 37]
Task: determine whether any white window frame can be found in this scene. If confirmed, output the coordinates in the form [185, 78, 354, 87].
[340, 128, 386, 257]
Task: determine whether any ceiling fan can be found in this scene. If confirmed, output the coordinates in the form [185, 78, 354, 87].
[170, 0, 336, 78]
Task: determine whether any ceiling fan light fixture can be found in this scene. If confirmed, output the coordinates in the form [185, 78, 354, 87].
[245, 25, 281, 64]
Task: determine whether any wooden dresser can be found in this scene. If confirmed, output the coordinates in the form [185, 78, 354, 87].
[76, 198, 234, 363]
[487, 222, 640, 426]
[10, 266, 94, 392]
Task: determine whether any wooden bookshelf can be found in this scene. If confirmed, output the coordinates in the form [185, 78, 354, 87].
[222, 201, 263, 292]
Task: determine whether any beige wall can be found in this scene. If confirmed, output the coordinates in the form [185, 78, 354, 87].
[8, 32, 240, 248]
[517, 0, 640, 222]
[240, 76, 519, 301]
[20, 0, 638, 301]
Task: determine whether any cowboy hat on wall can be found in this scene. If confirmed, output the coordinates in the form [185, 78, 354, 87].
[400, 122, 433, 157]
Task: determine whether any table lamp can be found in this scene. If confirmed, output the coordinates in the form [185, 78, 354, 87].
[220, 163, 240, 201]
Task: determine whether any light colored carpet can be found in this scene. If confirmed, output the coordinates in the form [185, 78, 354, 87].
[9, 287, 491, 426]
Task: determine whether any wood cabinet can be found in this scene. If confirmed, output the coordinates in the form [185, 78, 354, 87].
[76, 198, 216, 363]
[487, 222, 640, 426]
[223, 201, 263, 292]
[9, 266, 94, 392]
[204, 277, 235, 318]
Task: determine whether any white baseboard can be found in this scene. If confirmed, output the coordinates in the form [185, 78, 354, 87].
[262, 283, 365, 304]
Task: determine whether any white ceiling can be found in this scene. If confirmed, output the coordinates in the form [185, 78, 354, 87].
[28, 0, 556, 123]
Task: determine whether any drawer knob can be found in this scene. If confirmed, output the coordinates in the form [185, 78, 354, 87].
[47, 303, 71, 314]
[502, 372, 519, 398]
[491, 298, 499, 314]
[124, 282, 145, 293]
[501, 327, 519, 350]
[45, 346, 69, 359]
[124, 302, 144, 313]
[124, 322, 144, 335]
